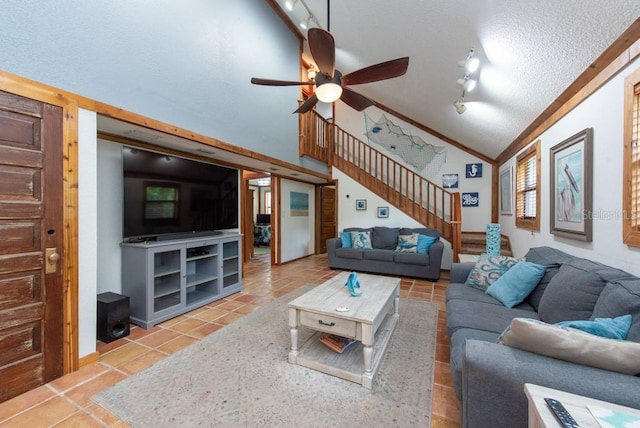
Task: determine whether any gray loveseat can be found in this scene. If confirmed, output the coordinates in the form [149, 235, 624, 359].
[446, 246, 640, 428]
[327, 226, 443, 280]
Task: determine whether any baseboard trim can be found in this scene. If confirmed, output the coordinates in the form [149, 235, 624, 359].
[79, 352, 100, 367]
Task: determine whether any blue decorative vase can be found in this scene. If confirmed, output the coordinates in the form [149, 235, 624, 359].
[486, 223, 501, 256]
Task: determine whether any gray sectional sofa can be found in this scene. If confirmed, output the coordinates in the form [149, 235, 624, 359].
[446, 246, 640, 428]
[327, 226, 443, 280]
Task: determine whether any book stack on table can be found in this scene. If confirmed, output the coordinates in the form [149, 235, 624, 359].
[319, 334, 358, 353]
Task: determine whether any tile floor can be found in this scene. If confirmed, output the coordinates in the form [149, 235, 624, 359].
[0, 253, 461, 427]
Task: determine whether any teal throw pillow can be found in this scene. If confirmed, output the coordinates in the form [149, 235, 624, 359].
[556, 315, 632, 340]
[486, 261, 546, 308]
[465, 255, 523, 291]
[417, 234, 437, 254]
[396, 233, 418, 252]
[339, 231, 352, 248]
[350, 231, 372, 249]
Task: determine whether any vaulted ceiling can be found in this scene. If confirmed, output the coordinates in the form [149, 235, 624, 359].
[273, 0, 640, 159]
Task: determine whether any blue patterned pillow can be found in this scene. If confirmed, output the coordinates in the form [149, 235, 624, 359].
[339, 231, 352, 248]
[396, 233, 418, 252]
[465, 255, 523, 291]
[350, 231, 372, 249]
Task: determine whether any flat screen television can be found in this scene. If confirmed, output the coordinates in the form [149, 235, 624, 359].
[122, 146, 239, 241]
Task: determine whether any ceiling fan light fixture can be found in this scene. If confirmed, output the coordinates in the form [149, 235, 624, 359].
[315, 82, 343, 102]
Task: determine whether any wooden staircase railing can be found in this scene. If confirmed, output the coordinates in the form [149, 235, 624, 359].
[300, 110, 462, 261]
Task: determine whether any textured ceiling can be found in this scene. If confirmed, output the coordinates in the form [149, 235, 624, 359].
[275, 0, 640, 158]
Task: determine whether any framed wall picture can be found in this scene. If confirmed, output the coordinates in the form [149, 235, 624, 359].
[550, 128, 593, 241]
[356, 199, 367, 210]
[499, 167, 513, 215]
[377, 206, 389, 218]
[461, 192, 479, 207]
[465, 163, 483, 178]
[442, 173, 459, 188]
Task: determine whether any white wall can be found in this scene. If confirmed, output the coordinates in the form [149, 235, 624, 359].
[334, 104, 492, 232]
[500, 57, 640, 276]
[78, 109, 98, 357]
[279, 179, 315, 262]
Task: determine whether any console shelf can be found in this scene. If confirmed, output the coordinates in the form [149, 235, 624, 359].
[121, 233, 242, 329]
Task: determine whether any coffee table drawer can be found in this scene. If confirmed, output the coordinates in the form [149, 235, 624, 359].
[300, 311, 356, 337]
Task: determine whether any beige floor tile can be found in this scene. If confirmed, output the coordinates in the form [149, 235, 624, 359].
[119, 350, 167, 375]
[167, 317, 207, 334]
[48, 363, 109, 393]
[191, 307, 227, 322]
[99, 343, 150, 367]
[157, 335, 198, 354]
[1, 396, 79, 427]
[135, 329, 181, 349]
[53, 410, 104, 427]
[64, 370, 127, 408]
[0, 386, 55, 423]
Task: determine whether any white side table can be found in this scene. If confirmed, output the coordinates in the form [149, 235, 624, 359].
[524, 383, 640, 427]
[457, 253, 479, 263]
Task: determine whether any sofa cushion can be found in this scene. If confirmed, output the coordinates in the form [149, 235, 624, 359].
[524, 246, 574, 311]
[537, 258, 629, 323]
[446, 298, 537, 336]
[592, 278, 640, 343]
[371, 227, 400, 250]
[334, 248, 363, 260]
[396, 233, 418, 252]
[393, 251, 429, 265]
[350, 231, 373, 249]
[498, 317, 640, 375]
[486, 261, 546, 308]
[417, 234, 437, 254]
[556, 315, 632, 340]
[400, 227, 440, 239]
[362, 249, 394, 262]
[339, 231, 352, 248]
[446, 283, 508, 306]
[464, 255, 522, 291]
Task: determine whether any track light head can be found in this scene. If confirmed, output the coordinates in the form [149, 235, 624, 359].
[285, 0, 298, 11]
[454, 99, 467, 115]
[457, 76, 477, 92]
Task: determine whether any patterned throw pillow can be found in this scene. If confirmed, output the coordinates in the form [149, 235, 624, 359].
[350, 231, 373, 249]
[465, 255, 523, 291]
[396, 233, 419, 252]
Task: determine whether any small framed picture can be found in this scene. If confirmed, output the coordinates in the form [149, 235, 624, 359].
[356, 199, 367, 211]
[377, 206, 389, 218]
[462, 192, 479, 207]
[442, 173, 459, 188]
[465, 163, 483, 178]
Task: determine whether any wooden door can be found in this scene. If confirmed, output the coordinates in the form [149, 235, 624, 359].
[0, 91, 64, 402]
[244, 187, 255, 261]
[318, 186, 336, 253]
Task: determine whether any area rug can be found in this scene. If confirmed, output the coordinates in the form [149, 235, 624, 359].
[92, 285, 438, 427]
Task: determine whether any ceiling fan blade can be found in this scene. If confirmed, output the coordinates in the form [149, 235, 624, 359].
[251, 77, 314, 86]
[341, 57, 410, 86]
[340, 88, 374, 111]
[308, 28, 335, 78]
[293, 95, 319, 114]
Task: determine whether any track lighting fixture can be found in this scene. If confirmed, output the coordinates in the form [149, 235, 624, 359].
[453, 98, 466, 115]
[454, 48, 480, 115]
[300, 13, 315, 30]
[285, 0, 298, 12]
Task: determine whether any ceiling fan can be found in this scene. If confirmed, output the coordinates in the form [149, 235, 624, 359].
[251, 27, 409, 114]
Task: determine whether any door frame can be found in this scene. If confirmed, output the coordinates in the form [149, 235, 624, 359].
[0, 73, 80, 373]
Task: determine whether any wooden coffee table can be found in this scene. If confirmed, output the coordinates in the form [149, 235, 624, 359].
[287, 272, 400, 389]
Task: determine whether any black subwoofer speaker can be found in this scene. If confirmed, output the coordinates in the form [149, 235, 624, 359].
[97, 292, 130, 343]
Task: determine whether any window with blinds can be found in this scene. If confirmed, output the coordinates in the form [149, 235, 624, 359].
[515, 140, 541, 230]
[623, 69, 640, 246]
